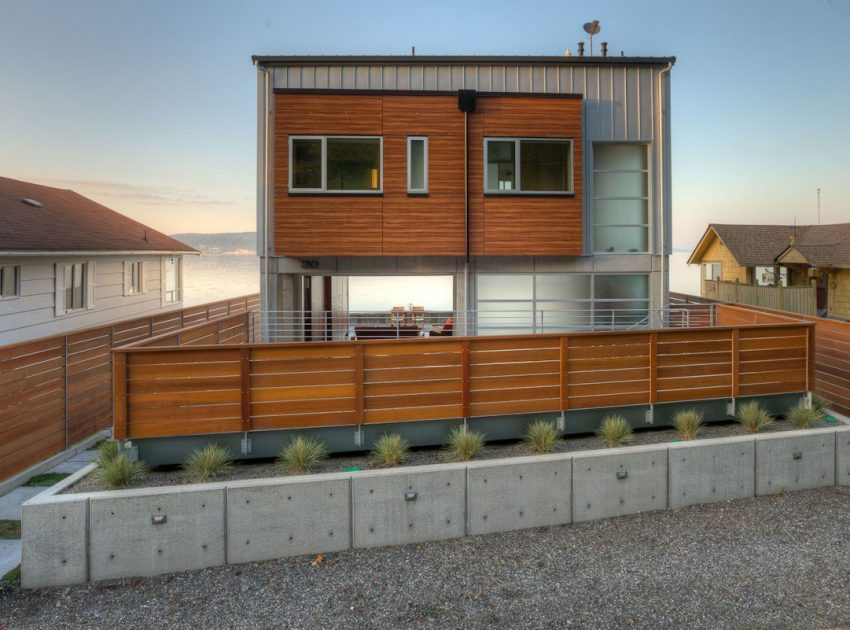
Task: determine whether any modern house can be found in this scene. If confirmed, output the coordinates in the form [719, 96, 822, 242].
[252, 53, 675, 339]
[688, 223, 850, 318]
[0, 176, 197, 345]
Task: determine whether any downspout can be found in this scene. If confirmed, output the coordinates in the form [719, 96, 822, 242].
[464, 109, 469, 332]
[657, 61, 673, 317]
[256, 62, 272, 338]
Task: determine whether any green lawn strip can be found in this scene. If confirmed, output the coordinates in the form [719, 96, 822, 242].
[0, 565, 21, 590]
[0, 520, 22, 539]
[24, 472, 71, 487]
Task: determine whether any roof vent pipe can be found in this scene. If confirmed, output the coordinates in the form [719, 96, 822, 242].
[577, 42, 585, 56]
[600, 42, 608, 57]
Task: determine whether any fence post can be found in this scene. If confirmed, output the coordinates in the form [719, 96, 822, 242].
[64, 335, 70, 449]
[731, 328, 740, 398]
[806, 324, 816, 394]
[649, 332, 658, 404]
[354, 344, 365, 425]
[559, 336, 569, 410]
[461, 340, 471, 419]
[113, 352, 128, 440]
[240, 347, 251, 432]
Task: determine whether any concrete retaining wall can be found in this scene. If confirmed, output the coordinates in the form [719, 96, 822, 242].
[22, 425, 850, 589]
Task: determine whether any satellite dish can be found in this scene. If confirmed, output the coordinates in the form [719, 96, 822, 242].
[583, 21, 601, 35]
[582, 20, 601, 56]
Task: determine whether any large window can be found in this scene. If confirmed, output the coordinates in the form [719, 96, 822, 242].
[485, 138, 573, 194]
[593, 143, 649, 253]
[476, 273, 649, 333]
[164, 257, 181, 304]
[407, 137, 428, 193]
[289, 136, 382, 193]
[703, 263, 721, 281]
[0, 265, 20, 299]
[756, 266, 788, 287]
[124, 261, 147, 296]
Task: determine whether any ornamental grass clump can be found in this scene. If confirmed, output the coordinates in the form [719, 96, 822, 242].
[525, 420, 560, 453]
[278, 436, 327, 474]
[183, 444, 233, 481]
[596, 414, 634, 448]
[736, 401, 773, 433]
[96, 453, 146, 489]
[372, 433, 409, 467]
[447, 426, 485, 461]
[786, 404, 820, 430]
[811, 395, 830, 418]
[672, 408, 704, 441]
[94, 440, 120, 468]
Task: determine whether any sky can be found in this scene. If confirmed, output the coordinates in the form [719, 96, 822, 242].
[1, 0, 849, 248]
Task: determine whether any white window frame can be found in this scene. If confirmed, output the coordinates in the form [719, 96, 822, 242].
[124, 260, 148, 296]
[288, 135, 383, 194]
[162, 256, 182, 305]
[0, 265, 21, 299]
[483, 137, 574, 195]
[55, 261, 95, 316]
[591, 141, 651, 254]
[703, 262, 721, 281]
[406, 136, 429, 194]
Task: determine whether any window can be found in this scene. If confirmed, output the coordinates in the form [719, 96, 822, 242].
[475, 272, 649, 333]
[756, 265, 788, 287]
[64, 263, 86, 312]
[289, 136, 382, 193]
[0, 265, 20, 298]
[124, 261, 147, 296]
[164, 257, 181, 304]
[407, 137, 428, 193]
[484, 138, 572, 194]
[703, 263, 721, 281]
[592, 143, 649, 253]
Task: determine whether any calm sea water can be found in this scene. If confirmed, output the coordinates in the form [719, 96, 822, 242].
[183, 254, 260, 307]
[183, 252, 700, 309]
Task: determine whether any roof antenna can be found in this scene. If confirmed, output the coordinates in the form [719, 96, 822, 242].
[817, 187, 821, 225]
[411, 45, 415, 56]
[583, 20, 601, 56]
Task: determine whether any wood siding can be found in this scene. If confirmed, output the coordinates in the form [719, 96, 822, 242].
[0, 294, 259, 482]
[115, 321, 812, 441]
[273, 93, 583, 258]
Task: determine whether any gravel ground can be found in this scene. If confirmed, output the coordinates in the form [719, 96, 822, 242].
[66, 417, 837, 493]
[3, 487, 850, 629]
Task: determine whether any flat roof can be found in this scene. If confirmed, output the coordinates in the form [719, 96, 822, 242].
[252, 54, 676, 67]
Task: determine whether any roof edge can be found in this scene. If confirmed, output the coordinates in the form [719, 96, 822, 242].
[0, 250, 199, 257]
[252, 54, 677, 67]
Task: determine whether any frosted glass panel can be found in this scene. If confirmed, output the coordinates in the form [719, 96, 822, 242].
[535, 301, 593, 330]
[594, 171, 648, 198]
[594, 144, 647, 170]
[535, 274, 591, 300]
[593, 199, 648, 226]
[476, 301, 534, 333]
[477, 274, 532, 300]
[593, 226, 649, 253]
[594, 275, 649, 300]
[409, 139, 426, 190]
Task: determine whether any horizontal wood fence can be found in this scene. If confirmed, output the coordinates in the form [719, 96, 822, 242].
[701, 279, 816, 316]
[0, 294, 259, 482]
[114, 321, 814, 441]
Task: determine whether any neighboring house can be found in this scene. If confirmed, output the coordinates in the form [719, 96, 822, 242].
[0, 177, 197, 345]
[252, 53, 675, 337]
[687, 223, 850, 318]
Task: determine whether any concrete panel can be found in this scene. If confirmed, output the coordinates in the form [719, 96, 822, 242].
[352, 464, 465, 549]
[227, 475, 351, 565]
[90, 486, 225, 581]
[836, 426, 850, 486]
[669, 436, 755, 508]
[755, 428, 836, 496]
[467, 454, 572, 536]
[573, 444, 668, 522]
[21, 496, 88, 588]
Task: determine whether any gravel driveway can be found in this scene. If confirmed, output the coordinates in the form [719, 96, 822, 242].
[3, 487, 850, 629]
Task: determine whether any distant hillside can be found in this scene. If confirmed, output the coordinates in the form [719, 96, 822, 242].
[171, 232, 257, 256]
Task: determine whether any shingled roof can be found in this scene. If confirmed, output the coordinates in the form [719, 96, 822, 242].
[689, 223, 850, 268]
[0, 177, 196, 254]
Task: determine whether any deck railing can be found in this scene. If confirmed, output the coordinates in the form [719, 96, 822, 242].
[113, 306, 812, 442]
[250, 305, 717, 342]
[702, 279, 816, 316]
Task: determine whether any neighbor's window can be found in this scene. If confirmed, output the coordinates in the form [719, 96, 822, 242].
[485, 138, 572, 193]
[703, 263, 721, 281]
[164, 257, 181, 303]
[64, 263, 86, 312]
[0, 265, 20, 298]
[592, 143, 649, 253]
[755, 265, 788, 287]
[124, 261, 146, 296]
[407, 137, 428, 193]
[290, 136, 382, 193]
